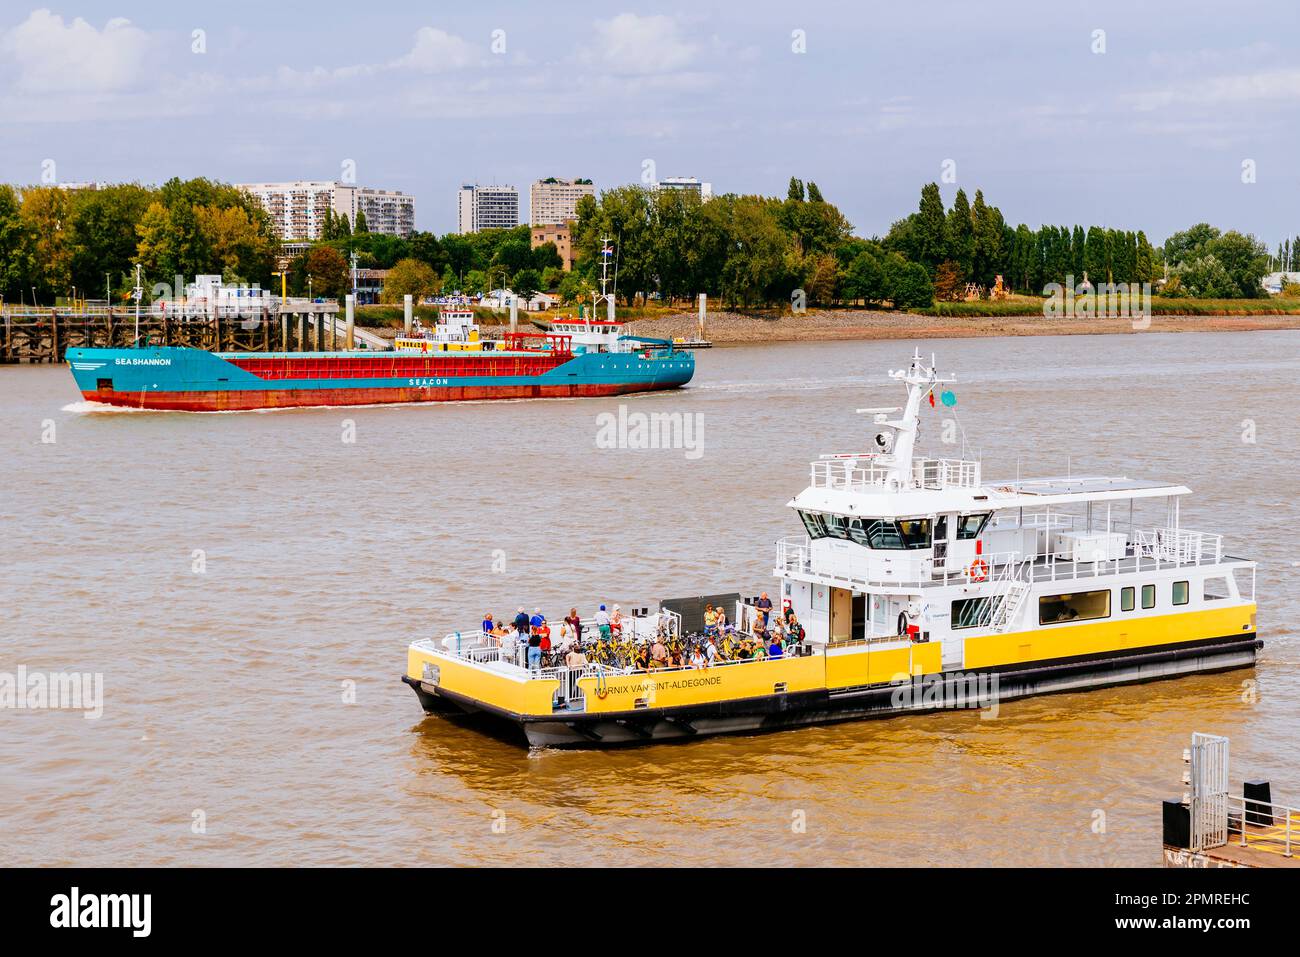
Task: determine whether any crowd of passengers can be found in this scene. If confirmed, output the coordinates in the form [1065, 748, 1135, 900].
[478, 593, 807, 672]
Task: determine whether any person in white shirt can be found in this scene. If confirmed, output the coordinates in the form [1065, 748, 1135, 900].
[689, 648, 705, 669]
[705, 636, 718, 666]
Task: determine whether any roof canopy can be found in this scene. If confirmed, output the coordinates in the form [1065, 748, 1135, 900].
[790, 474, 1191, 519]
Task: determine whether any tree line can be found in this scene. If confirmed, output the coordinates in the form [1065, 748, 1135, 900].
[0, 176, 1276, 310]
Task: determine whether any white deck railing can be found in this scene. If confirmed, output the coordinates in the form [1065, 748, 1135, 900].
[777, 525, 1249, 592]
[809, 455, 981, 492]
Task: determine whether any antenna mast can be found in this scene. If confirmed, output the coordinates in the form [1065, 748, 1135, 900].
[593, 235, 615, 322]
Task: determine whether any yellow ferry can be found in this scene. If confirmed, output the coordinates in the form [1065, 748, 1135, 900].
[402, 350, 1260, 747]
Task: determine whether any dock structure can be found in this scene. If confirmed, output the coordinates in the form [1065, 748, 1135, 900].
[1162, 732, 1298, 868]
[0, 298, 359, 364]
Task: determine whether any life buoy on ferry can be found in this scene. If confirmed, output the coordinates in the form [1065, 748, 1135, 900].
[967, 557, 989, 581]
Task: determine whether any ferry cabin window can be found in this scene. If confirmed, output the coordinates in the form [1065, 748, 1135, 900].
[1121, 586, 1135, 612]
[1203, 577, 1231, 601]
[850, 518, 932, 550]
[955, 513, 991, 540]
[1038, 589, 1110, 625]
[798, 510, 827, 540]
[1141, 584, 1156, 609]
[952, 596, 996, 630]
[1173, 580, 1189, 606]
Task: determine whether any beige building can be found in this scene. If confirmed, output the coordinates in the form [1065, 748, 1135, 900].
[529, 178, 594, 227]
[531, 223, 576, 271]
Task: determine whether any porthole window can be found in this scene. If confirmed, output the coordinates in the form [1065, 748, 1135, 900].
[1121, 586, 1135, 612]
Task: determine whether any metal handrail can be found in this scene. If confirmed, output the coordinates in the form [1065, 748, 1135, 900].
[1230, 794, 1295, 857]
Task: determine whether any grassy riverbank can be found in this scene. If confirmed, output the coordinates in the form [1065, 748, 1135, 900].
[358, 299, 1300, 344]
[619, 309, 1300, 343]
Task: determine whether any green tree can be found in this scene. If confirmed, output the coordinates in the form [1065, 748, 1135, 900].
[915, 183, 947, 272]
[305, 245, 349, 298]
[354, 209, 368, 234]
[945, 188, 974, 278]
[512, 267, 542, 302]
[0, 184, 33, 301]
[382, 257, 438, 302]
[843, 249, 886, 304]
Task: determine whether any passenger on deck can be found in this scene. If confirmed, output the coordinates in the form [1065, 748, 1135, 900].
[565, 644, 588, 669]
[565, 608, 583, 646]
[514, 607, 530, 642]
[527, 623, 543, 670]
[716, 607, 728, 632]
[482, 613, 495, 637]
[689, 646, 706, 669]
[530, 607, 545, 634]
[536, 617, 551, 654]
[704, 635, 719, 667]
[595, 604, 612, 641]
[650, 636, 669, 670]
[785, 613, 806, 644]
[703, 604, 717, 637]
[501, 625, 518, 661]
[756, 592, 773, 625]
[610, 605, 624, 636]
[768, 636, 784, 659]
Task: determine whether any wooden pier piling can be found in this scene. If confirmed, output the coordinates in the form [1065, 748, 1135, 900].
[0, 301, 343, 364]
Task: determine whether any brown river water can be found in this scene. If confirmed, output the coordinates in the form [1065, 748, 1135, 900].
[2, 331, 1297, 867]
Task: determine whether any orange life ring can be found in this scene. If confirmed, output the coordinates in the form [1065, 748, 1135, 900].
[967, 558, 989, 581]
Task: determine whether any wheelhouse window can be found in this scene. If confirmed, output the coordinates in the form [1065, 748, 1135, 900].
[1141, 584, 1156, 609]
[1173, 581, 1189, 606]
[798, 510, 827, 540]
[956, 513, 991, 540]
[855, 518, 932, 550]
[1121, 587, 1135, 612]
[1039, 589, 1111, 625]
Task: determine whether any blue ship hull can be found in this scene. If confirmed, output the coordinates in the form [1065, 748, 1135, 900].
[65, 345, 695, 411]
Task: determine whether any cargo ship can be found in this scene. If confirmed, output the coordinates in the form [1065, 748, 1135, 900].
[402, 349, 1260, 747]
[64, 308, 693, 412]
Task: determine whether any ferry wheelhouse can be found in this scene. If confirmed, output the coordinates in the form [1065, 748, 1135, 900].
[402, 350, 1259, 747]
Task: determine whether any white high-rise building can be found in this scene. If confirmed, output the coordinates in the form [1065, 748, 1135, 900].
[529, 178, 595, 226]
[653, 176, 713, 201]
[457, 184, 520, 233]
[238, 181, 416, 240]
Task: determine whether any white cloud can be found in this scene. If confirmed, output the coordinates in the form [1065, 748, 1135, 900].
[1124, 69, 1300, 112]
[589, 14, 700, 76]
[391, 27, 478, 73]
[1, 9, 153, 93]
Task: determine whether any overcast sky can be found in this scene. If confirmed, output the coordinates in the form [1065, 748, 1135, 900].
[1, 2, 1297, 244]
